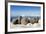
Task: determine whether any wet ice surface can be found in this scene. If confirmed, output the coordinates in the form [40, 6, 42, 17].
[10, 23, 40, 29]
[9, 22, 41, 32]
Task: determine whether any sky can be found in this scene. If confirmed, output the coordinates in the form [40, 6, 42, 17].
[10, 5, 41, 17]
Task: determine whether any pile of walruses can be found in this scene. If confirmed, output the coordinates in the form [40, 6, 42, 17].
[13, 16, 40, 25]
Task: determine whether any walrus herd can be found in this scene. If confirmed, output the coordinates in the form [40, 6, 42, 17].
[12, 16, 40, 25]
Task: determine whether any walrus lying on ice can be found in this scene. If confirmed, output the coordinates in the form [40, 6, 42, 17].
[13, 17, 40, 25]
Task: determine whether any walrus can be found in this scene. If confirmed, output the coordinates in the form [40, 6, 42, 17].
[21, 17, 29, 25]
